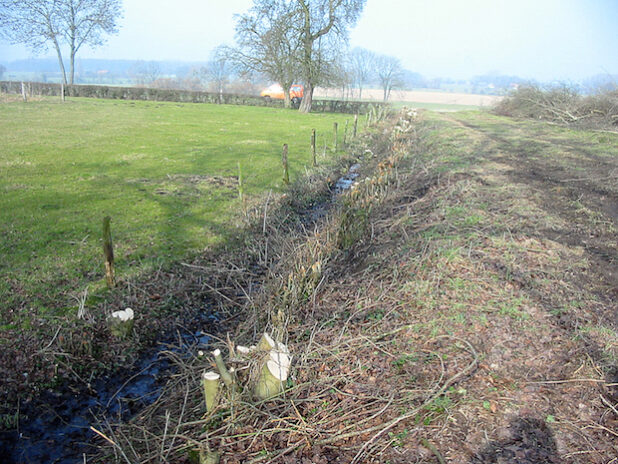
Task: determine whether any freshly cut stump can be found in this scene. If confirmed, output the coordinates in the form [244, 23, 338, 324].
[254, 349, 290, 400]
[202, 371, 220, 412]
[108, 307, 134, 338]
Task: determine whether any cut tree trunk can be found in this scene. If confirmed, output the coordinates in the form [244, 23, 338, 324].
[254, 350, 290, 400]
[108, 308, 134, 338]
[212, 349, 235, 389]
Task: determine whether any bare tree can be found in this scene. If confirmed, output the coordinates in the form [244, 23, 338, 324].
[375, 54, 404, 101]
[0, 0, 122, 85]
[348, 47, 374, 99]
[204, 47, 232, 97]
[331, 52, 354, 100]
[231, 0, 301, 108]
[295, 0, 366, 112]
[130, 60, 161, 86]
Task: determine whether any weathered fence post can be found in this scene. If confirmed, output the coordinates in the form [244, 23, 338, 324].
[102, 216, 115, 288]
[21, 82, 27, 102]
[311, 129, 317, 167]
[343, 119, 349, 148]
[353, 114, 358, 138]
[333, 122, 338, 153]
[237, 162, 244, 203]
[282, 144, 289, 185]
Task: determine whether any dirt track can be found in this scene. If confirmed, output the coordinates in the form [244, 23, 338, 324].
[385, 111, 618, 463]
[447, 112, 618, 317]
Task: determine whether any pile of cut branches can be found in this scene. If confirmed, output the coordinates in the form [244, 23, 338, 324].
[494, 84, 618, 130]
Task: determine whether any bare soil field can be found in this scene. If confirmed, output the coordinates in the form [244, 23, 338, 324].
[316, 88, 502, 107]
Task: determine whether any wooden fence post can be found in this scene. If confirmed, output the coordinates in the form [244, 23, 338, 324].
[343, 119, 349, 148]
[21, 82, 27, 102]
[353, 114, 358, 138]
[237, 162, 244, 202]
[333, 122, 338, 153]
[311, 129, 317, 167]
[282, 144, 289, 184]
[102, 216, 116, 288]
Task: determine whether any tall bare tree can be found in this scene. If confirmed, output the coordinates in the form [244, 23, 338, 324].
[348, 47, 374, 99]
[204, 47, 232, 97]
[231, 0, 301, 108]
[331, 52, 354, 100]
[375, 54, 404, 101]
[295, 0, 366, 112]
[0, 0, 122, 85]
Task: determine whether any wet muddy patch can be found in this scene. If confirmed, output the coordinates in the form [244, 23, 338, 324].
[0, 324, 213, 464]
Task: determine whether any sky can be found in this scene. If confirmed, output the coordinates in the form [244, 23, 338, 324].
[0, 0, 616, 81]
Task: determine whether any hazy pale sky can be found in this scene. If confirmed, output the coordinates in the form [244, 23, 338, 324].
[0, 0, 616, 81]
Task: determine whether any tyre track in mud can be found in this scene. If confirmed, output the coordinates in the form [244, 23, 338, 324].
[442, 114, 618, 322]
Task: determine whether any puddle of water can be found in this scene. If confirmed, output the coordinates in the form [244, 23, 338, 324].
[0, 326, 212, 464]
[306, 163, 361, 223]
[333, 163, 361, 194]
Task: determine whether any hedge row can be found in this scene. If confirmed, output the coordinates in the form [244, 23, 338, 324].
[1, 81, 384, 114]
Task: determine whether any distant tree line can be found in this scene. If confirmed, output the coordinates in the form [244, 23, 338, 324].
[217, 0, 421, 109]
[5, 0, 610, 106]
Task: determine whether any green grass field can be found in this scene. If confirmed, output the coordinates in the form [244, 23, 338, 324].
[0, 97, 347, 322]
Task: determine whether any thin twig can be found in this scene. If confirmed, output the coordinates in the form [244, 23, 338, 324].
[527, 378, 609, 385]
[421, 438, 447, 464]
[91, 426, 133, 464]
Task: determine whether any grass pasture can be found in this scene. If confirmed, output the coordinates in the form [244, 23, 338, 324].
[0, 97, 346, 322]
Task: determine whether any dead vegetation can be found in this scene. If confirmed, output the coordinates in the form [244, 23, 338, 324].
[494, 84, 618, 130]
[84, 109, 618, 462]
